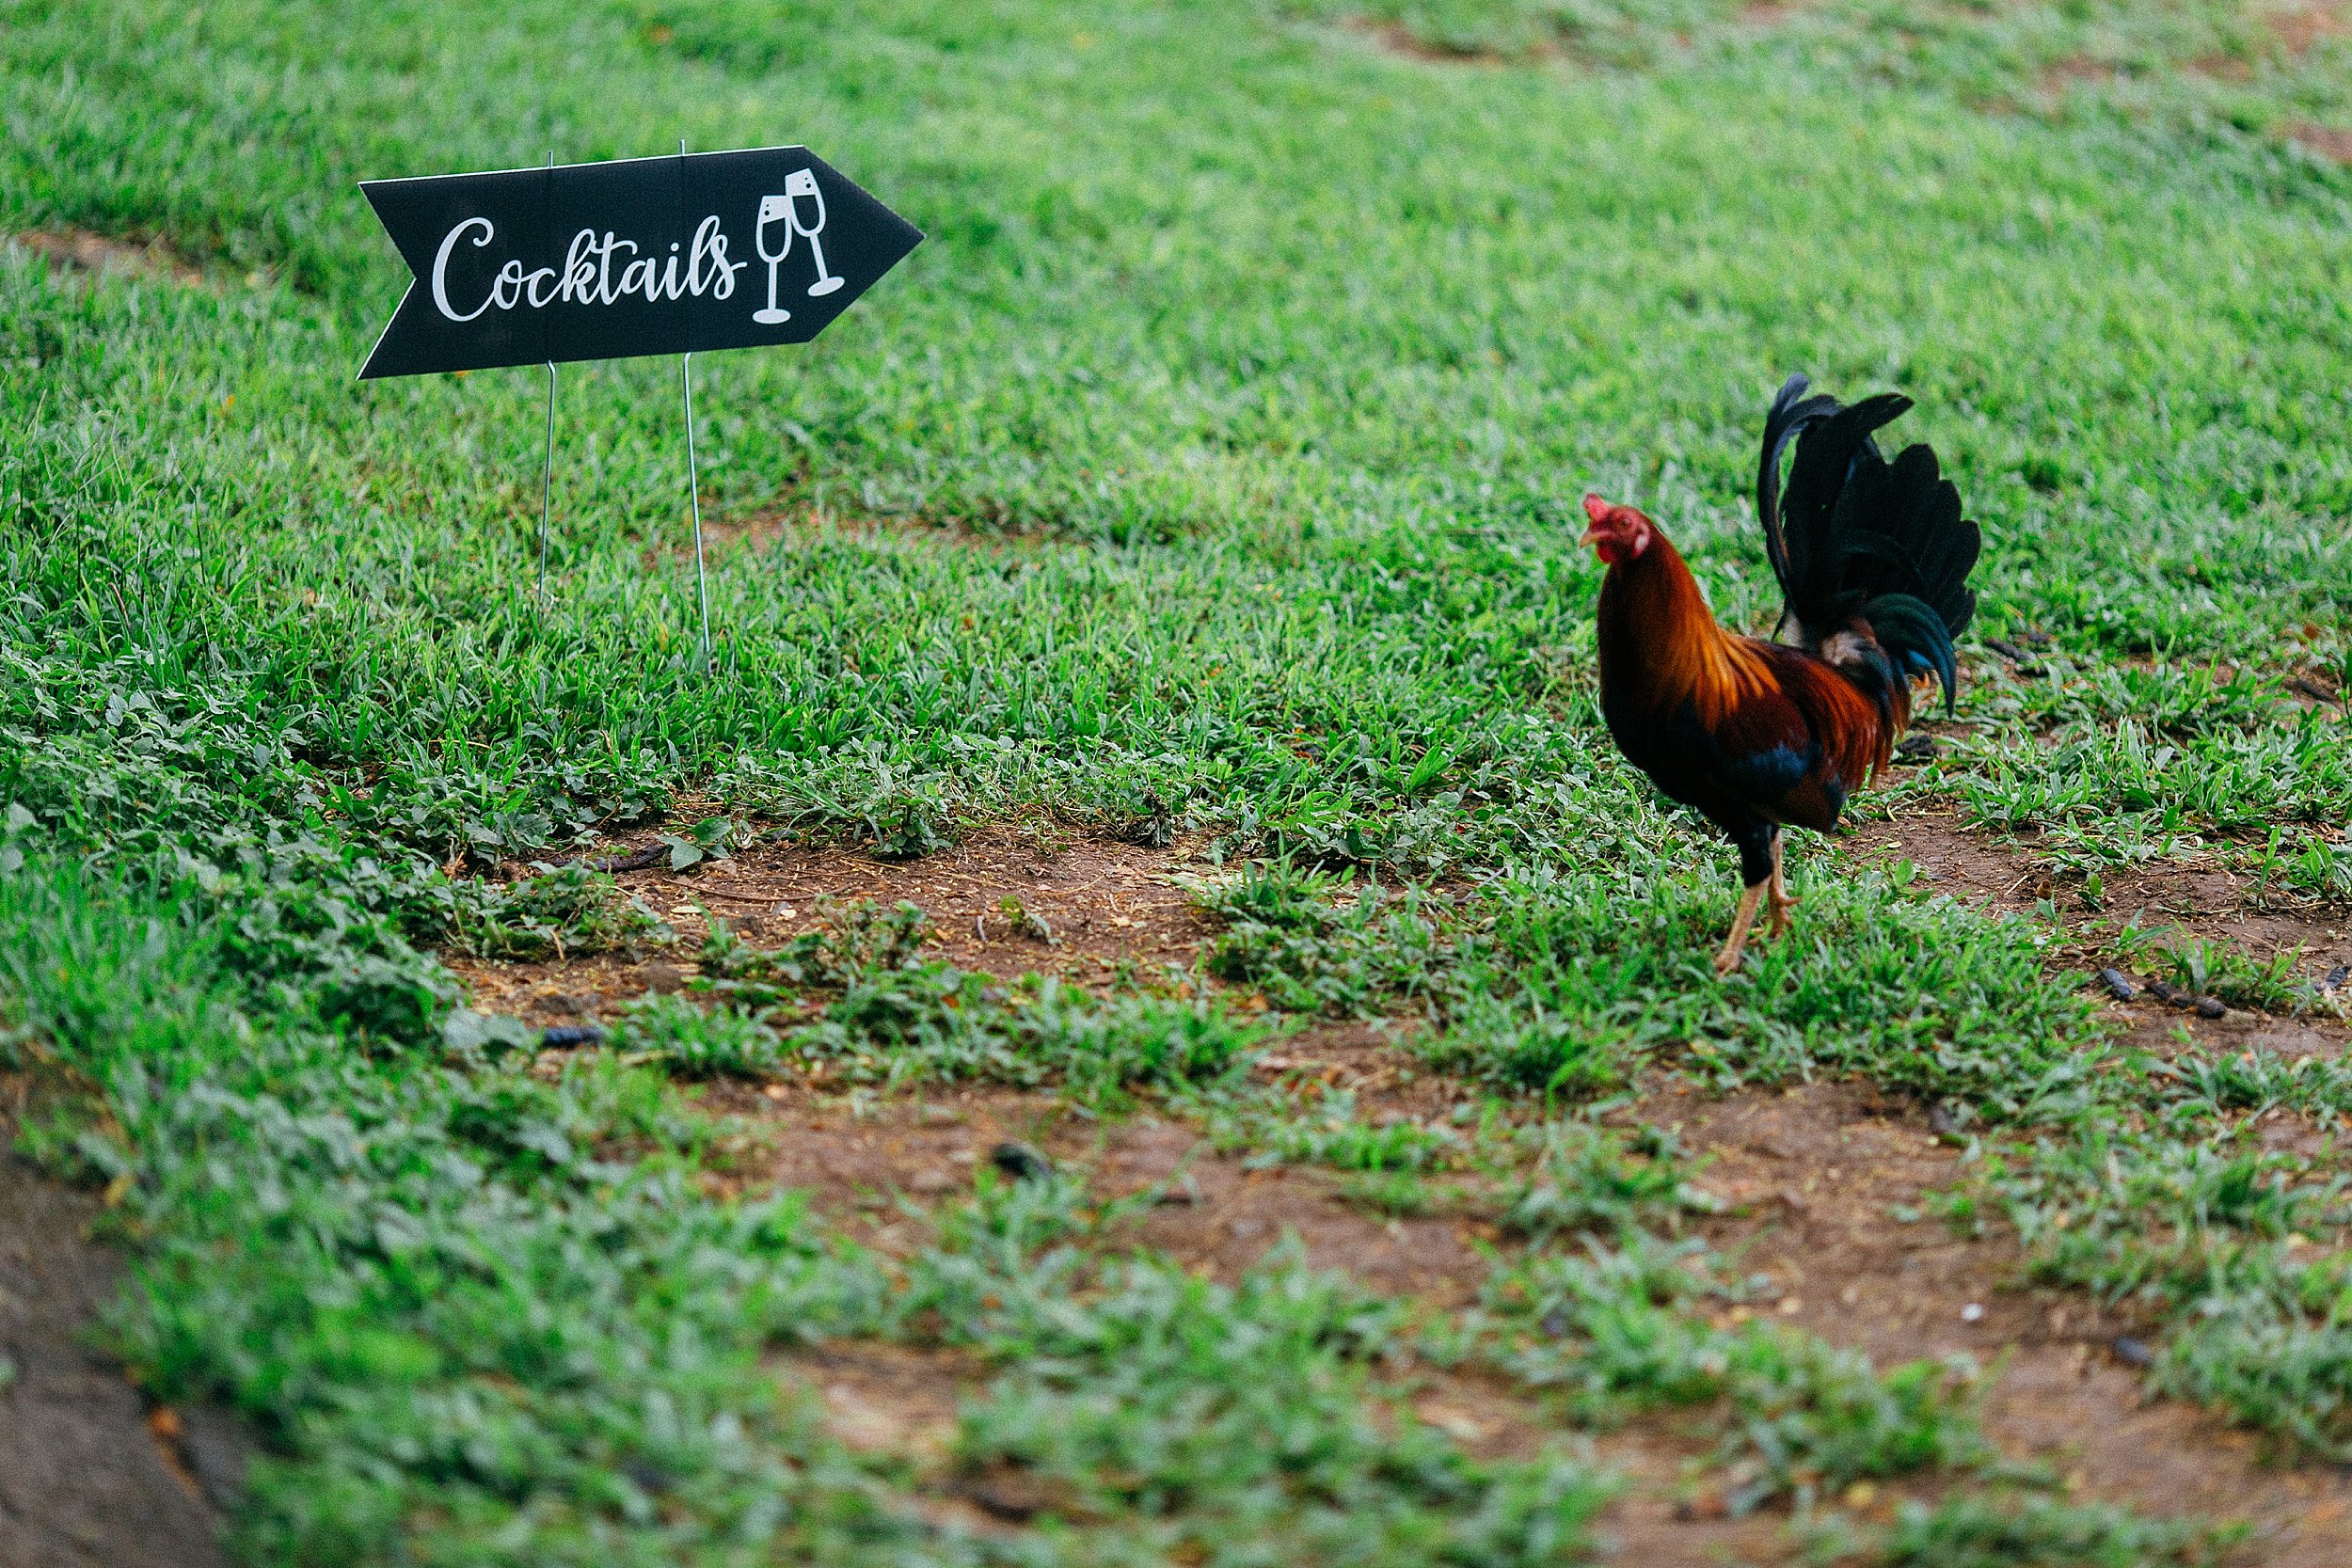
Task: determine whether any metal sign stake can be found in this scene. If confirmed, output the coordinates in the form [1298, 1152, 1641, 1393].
[536, 359, 556, 600]
[682, 348, 711, 667]
[680, 137, 712, 670]
[534, 151, 556, 605]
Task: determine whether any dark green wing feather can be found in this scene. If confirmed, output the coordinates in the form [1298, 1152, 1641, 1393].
[1754, 376, 1981, 712]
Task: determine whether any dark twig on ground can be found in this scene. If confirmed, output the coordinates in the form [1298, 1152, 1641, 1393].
[1982, 638, 2047, 677]
[2289, 676, 2342, 705]
[581, 845, 671, 874]
[2143, 977, 2227, 1019]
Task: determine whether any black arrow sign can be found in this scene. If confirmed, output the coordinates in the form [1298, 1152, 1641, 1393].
[358, 147, 921, 379]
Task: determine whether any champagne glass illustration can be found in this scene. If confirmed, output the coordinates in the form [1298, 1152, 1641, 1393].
[753, 194, 793, 325]
[785, 167, 844, 297]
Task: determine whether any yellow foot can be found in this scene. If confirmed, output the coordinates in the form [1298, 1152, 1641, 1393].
[1715, 882, 1768, 974]
[1766, 833, 1794, 937]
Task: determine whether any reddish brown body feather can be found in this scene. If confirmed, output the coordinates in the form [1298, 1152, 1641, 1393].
[1735, 643, 1899, 828]
[1595, 529, 1900, 839]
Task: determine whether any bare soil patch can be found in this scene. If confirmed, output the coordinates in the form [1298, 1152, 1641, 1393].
[450, 828, 1217, 1020]
[741, 1069, 2352, 1560]
[0, 1094, 236, 1568]
[2038, 52, 2121, 100]
[1842, 810, 2352, 1054]
[1577, 1434, 1794, 1566]
[1363, 20, 1514, 64]
[794, 1338, 969, 1465]
[1613, 1078, 2352, 1563]
[2189, 48, 2259, 83]
[781, 1334, 1795, 1562]
[777, 1338, 1136, 1536]
[5, 230, 209, 290]
[2288, 121, 2352, 164]
[449, 822, 2352, 1555]
[698, 1038, 1486, 1306]
[2267, 0, 2351, 55]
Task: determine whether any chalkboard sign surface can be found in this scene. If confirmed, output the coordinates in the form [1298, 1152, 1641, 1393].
[358, 147, 921, 379]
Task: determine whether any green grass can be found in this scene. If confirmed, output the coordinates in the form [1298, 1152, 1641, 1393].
[2, 0, 2347, 1560]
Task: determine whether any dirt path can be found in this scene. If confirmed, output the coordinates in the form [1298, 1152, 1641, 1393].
[0, 1107, 235, 1568]
[1844, 808, 2352, 1055]
[452, 827, 1216, 1021]
[1649, 1080, 2352, 1564]
[727, 1069, 2352, 1562]
[453, 824, 2352, 1560]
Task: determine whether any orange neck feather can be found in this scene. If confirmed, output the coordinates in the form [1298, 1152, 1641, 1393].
[1596, 532, 1770, 725]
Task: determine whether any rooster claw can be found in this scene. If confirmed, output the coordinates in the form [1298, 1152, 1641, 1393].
[1765, 836, 1795, 937]
[1714, 883, 1769, 975]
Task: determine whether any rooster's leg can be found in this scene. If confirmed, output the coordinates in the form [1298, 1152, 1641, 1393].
[1713, 882, 1767, 975]
[1766, 830, 1795, 936]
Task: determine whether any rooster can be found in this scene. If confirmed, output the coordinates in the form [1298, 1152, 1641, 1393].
[1580, 374, 1980, 974]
